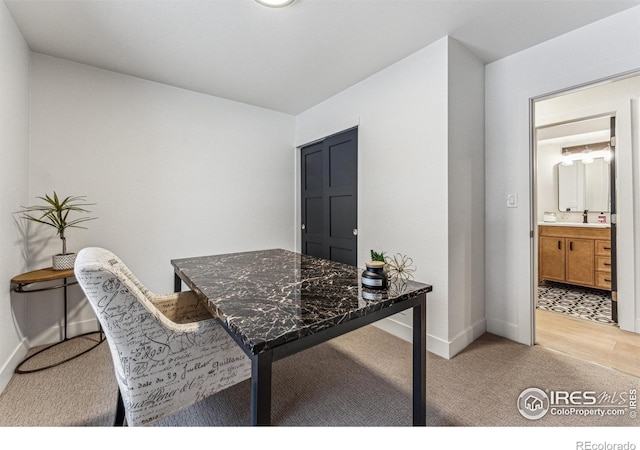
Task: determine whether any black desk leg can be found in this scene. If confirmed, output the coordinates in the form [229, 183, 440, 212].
[413, 295, 426, 426]
[251, 350, 273, 426]
[174, 273, 182, 293]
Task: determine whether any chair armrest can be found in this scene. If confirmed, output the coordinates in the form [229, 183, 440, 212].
[150, 290, 216, 327]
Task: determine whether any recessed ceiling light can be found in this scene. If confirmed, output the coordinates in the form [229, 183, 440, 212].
[255, 0, 296, 8]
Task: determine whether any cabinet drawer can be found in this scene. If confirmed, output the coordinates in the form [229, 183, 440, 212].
[596, 240, 612, 256]
[595, 271, 612, 290]
[595, 256, 612, 273]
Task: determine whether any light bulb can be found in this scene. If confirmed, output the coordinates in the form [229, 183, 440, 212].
[255, 0, 296, 7]
[561, 151, 573, 166]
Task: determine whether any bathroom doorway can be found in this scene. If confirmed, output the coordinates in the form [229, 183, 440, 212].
[531, 73, 640, 373]
[534, 113, 617, 326]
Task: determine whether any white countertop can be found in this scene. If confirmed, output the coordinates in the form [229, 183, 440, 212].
[538, 222, 610, 228]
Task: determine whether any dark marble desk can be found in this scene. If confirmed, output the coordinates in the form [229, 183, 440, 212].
[171, 248, 432, 425]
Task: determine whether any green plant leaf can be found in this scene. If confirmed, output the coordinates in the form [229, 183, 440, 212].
[15, 192, 97, 253]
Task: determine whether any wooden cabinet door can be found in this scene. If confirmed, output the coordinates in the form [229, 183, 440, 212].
[565, 238, 595, 286]
[539, 236, 565, 282]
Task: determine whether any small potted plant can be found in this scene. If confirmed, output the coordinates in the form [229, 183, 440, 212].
[362, 249, 388, 290]
[17, 192, 96, 270]
[370, 249, 386, 263]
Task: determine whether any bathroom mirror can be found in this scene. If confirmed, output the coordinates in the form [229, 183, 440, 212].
[557, 157, 610, 212]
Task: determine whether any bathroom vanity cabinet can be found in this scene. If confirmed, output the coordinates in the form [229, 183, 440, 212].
[538, 225, 611, 291]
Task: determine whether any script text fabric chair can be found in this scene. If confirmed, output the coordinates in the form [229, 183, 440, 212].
[74, 247, 251, 426]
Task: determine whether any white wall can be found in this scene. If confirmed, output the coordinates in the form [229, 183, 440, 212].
[446, 38, 486, 357]
[537, 142, 562, 218]
[485, 6, 640, 344]
[27, 54, 296, 346]
[0, 1, 30, 392]
[295, 36, 485, 358]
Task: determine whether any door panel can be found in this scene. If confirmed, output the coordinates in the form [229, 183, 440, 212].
[301, 128, 358, 266]
[330, 196, 353, 239]
[565, 238, 595, 286]
[325, 129, 357, 265]
[301, 142, 324, 258]
[304, 149, 323, 190]
[330, 247, 353, 266]
[539, 236, 565, 282]
[305, 197, 323, 234]
[305, 242, 324, 259]
[329, 141, 356, 187]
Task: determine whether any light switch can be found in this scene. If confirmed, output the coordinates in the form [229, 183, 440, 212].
[507, 193, 518, 208]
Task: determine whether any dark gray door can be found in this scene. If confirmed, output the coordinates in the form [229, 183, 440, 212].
[300, 127, 358, 266]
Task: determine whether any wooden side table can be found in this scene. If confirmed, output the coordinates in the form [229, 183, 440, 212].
[11, 267, 104, 374]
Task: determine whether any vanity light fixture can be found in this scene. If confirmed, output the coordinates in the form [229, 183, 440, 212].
[255, 0, 296, 7]
[561, 142, 610, 166]
[561, 150, 574, 166]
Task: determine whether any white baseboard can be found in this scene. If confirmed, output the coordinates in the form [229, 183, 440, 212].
[375, 317, 486, 360]
[28, 318, 101, 347]
[373, 317, 452, 359]
[486, 316, 520, 342]
[373, 316, 413, 343]
[0, 318, 101, 394]
[0, 338, 28, 394]
[448, 318, 486, 358]
[426, 318, 487, 359]
[426, 333, 451, 359]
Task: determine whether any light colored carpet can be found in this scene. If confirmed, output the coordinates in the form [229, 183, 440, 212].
[0, 326, 638, 427]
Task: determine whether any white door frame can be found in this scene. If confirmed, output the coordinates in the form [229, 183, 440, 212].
[528, 72, 640, 344]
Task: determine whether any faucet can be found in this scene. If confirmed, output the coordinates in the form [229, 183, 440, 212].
[583, 210, 588, 224]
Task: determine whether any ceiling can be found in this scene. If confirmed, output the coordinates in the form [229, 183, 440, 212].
[6, 0, 640, 115]
[537, 116, 610, 147]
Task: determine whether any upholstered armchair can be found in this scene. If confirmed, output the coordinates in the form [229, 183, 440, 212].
[74, 247, 251, 426]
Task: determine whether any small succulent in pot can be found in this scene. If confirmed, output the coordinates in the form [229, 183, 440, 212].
[17, 192, 96, 269]
[370, 249, 386, 262]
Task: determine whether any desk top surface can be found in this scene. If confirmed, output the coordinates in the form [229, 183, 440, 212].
[172, 249, 432, 355]
[11, 267, 74, 285]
